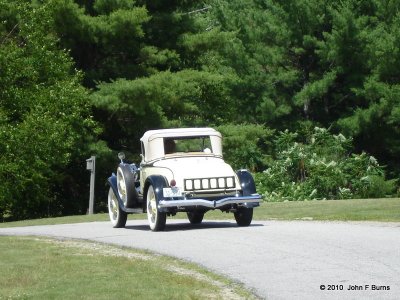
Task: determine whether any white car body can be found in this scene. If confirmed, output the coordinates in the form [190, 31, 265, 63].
[139, 128, 241, 196]
[107, 127, 261, 231]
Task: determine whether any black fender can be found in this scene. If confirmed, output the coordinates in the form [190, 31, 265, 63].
[236, 169, 256, 196]
[143, 175, 169, 213]
[107, 174, 129, 212]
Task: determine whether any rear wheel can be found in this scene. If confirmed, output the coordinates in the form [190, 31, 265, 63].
[146, 185, 167, 231]
[108, 187, 127, 228]
[187, 211, 204, 224]
[234, 207, 253, 227]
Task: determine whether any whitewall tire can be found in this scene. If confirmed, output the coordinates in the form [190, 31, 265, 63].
[108, 187, 127, 228]
[146, 185, 166, 231]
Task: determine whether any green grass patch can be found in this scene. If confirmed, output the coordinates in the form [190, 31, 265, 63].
[258, 198, 400, 221]
[0, 236, 254, 300]
[1, 198, 399, 228]
[201, 198, 400, 222]
[0, 213, 145, 228]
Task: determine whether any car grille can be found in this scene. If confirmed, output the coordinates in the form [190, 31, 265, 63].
[184, 176, 236, 191]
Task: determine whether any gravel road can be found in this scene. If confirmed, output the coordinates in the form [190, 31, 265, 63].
[1, 219, 399, 299]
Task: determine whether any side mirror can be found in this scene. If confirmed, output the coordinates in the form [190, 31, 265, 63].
[118, 152, 125, 163]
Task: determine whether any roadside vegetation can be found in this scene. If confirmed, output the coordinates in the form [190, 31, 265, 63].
[254, 128, 398, 201]
[2, 0, 400, 221]
[0, 236, 255, 300]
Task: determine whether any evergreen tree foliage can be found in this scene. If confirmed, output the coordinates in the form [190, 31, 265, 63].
[199, 0, 400, 177]
[91, 70, 234, 153]
[50, 0, 151, 87]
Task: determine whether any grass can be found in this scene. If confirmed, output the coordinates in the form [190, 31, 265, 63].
[251, 198, 400, 222]
[204, 198, 400, 222]
[0, 236, 254, 300]
[1, 198, 399, 228]
[0, 212, 142, 228]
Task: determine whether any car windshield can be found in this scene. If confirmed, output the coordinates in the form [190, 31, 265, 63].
[164, 136, 213, 155]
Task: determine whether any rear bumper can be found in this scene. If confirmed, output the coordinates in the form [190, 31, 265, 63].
[158, 194, 261, 209]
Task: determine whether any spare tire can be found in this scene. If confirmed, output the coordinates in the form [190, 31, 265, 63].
[117, 164, 139, 208]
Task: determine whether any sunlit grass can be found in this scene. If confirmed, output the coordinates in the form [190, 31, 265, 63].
[0, 236, 254, 300]
[201, 198, 400, 222]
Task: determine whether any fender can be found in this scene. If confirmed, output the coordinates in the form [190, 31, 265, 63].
[236, 169, 256, 196]
[107, 173, 124, 209]
[144, 175, 169, 213]
[107, 174, 140, 213]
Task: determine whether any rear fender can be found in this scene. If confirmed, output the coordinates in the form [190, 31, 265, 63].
[236, 170, 257, 195]
[144, 175, 169, 213]
[236, 170, 259, 208]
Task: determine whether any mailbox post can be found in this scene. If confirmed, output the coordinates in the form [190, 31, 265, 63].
[86, 156, 96, 215]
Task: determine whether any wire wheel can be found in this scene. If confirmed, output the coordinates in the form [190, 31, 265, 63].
[146, 185, 166, 231]
[108, 187, 127, 228]
[117, 167, 128, 206]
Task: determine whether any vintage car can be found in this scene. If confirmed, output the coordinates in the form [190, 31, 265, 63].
[107, 128, 261, 231]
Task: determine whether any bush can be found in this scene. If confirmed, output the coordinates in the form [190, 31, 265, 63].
[256, 127, 397, 201]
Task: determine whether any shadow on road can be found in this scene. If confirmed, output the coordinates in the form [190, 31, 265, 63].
[125, 221, 264, 232]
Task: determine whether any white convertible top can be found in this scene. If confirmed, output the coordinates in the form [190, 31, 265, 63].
[140, 128, 222, 162]
[140, 128, 221, 142]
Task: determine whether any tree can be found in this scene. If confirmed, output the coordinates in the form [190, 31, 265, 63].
[217, 124, 274, 172]
[202, 0, 400, 178]
[337, 3, 400, 175]
[91, 69, 234, 153]
[50, 0, 151, 87]
[0, 0, 96, 220]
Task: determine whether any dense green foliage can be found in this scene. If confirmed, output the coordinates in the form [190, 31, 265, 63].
[1, 0, 400, 220]
[256, 127, 397, 201]
[0, 0, 96, 220]
[217, 124, 274, 172]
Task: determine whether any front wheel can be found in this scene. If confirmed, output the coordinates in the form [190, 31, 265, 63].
[108, 187, 127, 228]
[234, 207, 253, 227]
[146, 185, 166, 231]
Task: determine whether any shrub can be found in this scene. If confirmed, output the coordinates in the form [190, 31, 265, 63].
[256, 127, 397, 201]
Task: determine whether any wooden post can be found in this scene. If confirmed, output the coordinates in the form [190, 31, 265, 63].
[86, 156, 96, 214]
